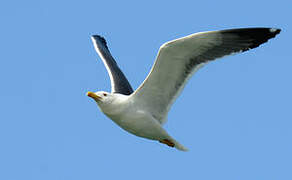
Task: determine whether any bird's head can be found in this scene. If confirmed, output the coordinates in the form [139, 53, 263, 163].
[86, 91, 114, 105]
[87, 91, 128, 115]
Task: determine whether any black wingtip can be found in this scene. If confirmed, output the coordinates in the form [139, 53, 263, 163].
[220, 27, 281, 52]
[91, 35, 108, 49]
[250, 28, 281, 48]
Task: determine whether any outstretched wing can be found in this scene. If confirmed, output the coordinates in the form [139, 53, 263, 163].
[91, 35, 133, 95]
[130, 28, 281, 124]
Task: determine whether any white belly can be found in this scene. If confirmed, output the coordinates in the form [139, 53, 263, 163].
[105, 110, 169, 140]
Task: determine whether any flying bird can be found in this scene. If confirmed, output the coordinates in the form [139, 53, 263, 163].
[87, 28, 280, 151]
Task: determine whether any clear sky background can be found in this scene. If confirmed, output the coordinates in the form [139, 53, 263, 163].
[0, 0, 291, 179]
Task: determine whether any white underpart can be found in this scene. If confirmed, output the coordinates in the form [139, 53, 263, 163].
[98, 93, 188, 151]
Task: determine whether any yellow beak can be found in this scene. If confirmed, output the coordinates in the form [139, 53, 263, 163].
[87, 91, 101, 100]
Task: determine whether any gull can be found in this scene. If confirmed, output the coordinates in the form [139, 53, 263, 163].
[87, 28, 280, 151]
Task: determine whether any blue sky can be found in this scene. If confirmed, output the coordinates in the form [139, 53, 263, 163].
[0, 0, 291, 179]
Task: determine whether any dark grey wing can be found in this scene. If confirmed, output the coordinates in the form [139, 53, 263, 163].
[91, 35, 133, 95]
[131, 28, 281, 124]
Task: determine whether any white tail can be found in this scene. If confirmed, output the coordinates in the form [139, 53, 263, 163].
[172, 139, 188, 151]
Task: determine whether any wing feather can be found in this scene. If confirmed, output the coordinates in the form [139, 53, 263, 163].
[130, 28, 280, 124]
[91, 35, 134, 95]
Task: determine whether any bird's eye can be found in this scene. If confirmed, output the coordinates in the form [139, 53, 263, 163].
[103, 93, 107, 96]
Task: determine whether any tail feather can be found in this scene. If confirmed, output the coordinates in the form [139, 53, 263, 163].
[172, 139, 188, 152]
[159, 138, 188, 151]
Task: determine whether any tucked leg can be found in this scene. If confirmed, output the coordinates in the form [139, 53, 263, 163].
[159, 139, 175, 147]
